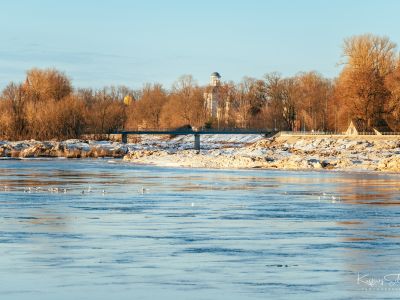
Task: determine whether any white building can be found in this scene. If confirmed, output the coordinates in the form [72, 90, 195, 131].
[204, 72, 221, 119]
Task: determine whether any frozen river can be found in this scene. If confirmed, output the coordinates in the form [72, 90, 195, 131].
[1, 159, 400, 299]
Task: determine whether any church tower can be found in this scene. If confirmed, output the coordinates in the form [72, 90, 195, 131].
[210, 72, 221, 87]
[204, 72, 221, 119]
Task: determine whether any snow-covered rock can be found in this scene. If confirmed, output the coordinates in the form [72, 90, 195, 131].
[2, 134, 400, 172]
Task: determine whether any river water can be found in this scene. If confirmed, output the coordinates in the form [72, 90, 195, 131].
[0, 159, 400, 300]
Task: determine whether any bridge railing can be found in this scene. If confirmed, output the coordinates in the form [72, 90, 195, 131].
[278, 131, 400, 136]
[114, 127, 274, 134]
[278, 131, 338, 136]
[114, 127, 192, 133]
[198, 127, 272, 133]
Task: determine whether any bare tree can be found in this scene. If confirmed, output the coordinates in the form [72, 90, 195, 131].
[336, 34, 398, 128]
[385, 59, 400, 130]
[264, 73, 298, 130]
[129, 83, 167, 129]
[24, 68, 72, 102]
[0, 83, 27, 139]
[295, 72, 333, 131]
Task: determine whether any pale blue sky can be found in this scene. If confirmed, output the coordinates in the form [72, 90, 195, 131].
[0, 0, 399, 89]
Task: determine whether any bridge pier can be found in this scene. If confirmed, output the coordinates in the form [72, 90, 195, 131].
[194, 134, 200, 151]
[121, 133, 128, 144]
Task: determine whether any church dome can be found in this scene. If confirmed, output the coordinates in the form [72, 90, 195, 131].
[211, 72, 221, 78]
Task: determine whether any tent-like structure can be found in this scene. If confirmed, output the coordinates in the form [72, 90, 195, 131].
[345, 118, 393, 135]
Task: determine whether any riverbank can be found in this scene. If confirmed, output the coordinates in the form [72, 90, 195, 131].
[0, 140, 128, 158]
[1, 135, 400, 172]
[123, 135, 400, 172]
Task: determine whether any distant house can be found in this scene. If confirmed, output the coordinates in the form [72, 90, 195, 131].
[345, 118, 393, 135]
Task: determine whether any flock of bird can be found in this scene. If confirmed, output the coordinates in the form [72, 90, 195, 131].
[2, 183, 341, 204]
[318, 192, 342, 204]
[281, 190, 342, 204]
[2, 184, 149, 196]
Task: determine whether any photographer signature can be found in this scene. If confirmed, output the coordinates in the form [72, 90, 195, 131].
[358, 273, 400, 287]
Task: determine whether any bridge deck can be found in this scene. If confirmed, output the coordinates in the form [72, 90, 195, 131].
[115, 129, 275, 148]
[115, 130, 272, 135]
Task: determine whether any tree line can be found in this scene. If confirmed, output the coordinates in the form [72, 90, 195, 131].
[1, 33, 400, 140]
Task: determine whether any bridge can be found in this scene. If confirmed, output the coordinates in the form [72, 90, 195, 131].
[114, 128, 275, 151]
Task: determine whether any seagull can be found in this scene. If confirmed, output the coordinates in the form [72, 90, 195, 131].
[139, 187, 147, 194]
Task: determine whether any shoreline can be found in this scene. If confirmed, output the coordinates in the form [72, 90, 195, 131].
[1, 135, 400, 173]
[122, 135, 400, 172]
[4, 154, 400, 177]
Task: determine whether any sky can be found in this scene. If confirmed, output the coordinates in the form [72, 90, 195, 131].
[0, 0, 399, 90]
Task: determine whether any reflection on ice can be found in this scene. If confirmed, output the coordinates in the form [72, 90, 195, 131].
[0, 159, 400, 299]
